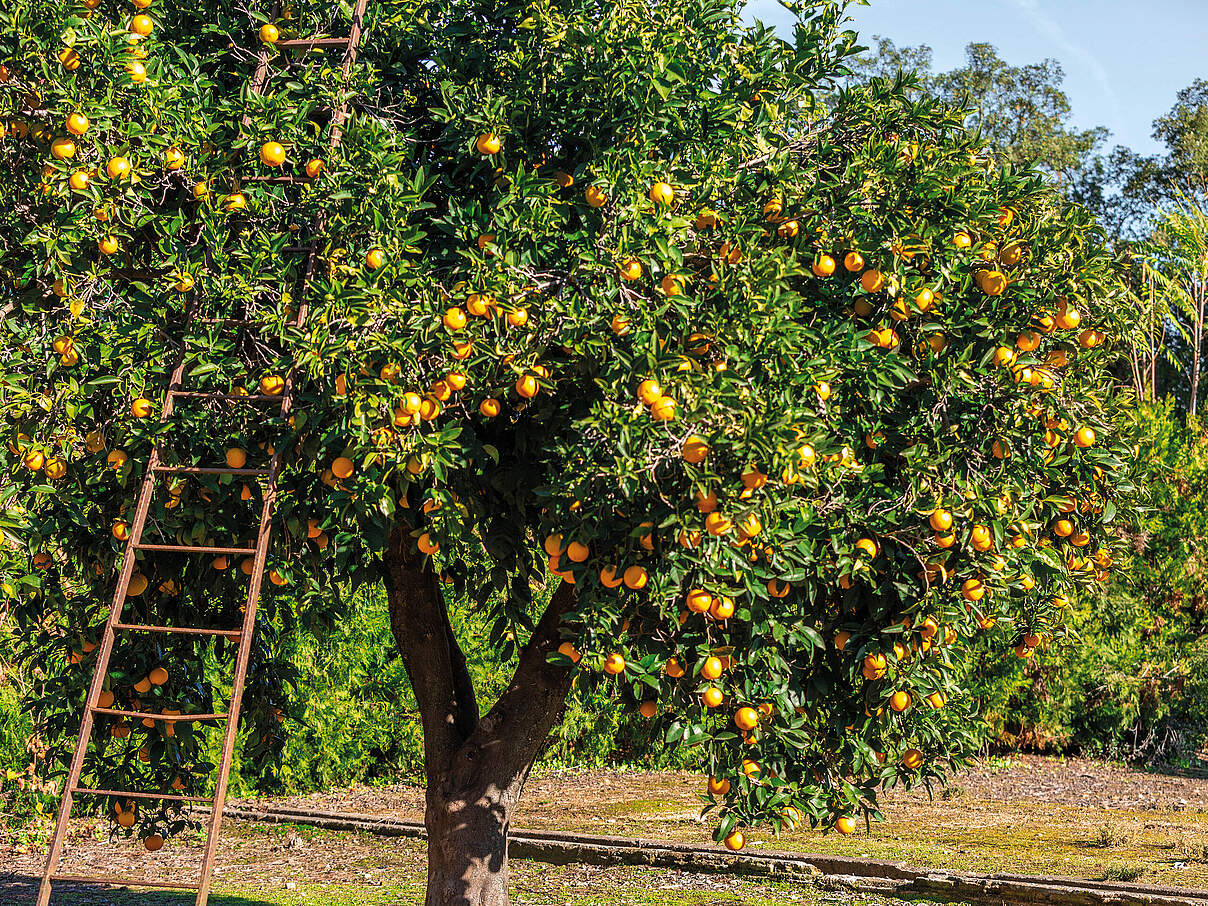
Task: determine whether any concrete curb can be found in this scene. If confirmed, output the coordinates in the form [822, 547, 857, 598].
[220, 804, 1208, 906]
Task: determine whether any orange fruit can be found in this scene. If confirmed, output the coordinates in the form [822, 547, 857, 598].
[843, 251, 864, 271]
[723, 831, 745, 852]
[106, 156, 131, 180]
[889, 690, 911, 712]
[648, 181, 674, 205]
[835, 816, 858, 835]
[259, 23, 279, 44]
[584, 185, 608, 207]
[618, 259, 642, 281]
[331, 456, 355, 479]
[734, 707, 759, 731]
[681, 435, 709, 464]
[602, 652, 625, 675]
[129, 14, 154, 36]
[622, 565, 647, 589]
[859, 269, 884, 293]
[515, 373, 539, 398]
[707, 776, 730, 796]
[811, 254, 836, 277]
[475, 133, 501, 155]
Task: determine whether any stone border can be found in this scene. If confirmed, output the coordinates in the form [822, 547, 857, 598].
[219, 804, 1208, 906]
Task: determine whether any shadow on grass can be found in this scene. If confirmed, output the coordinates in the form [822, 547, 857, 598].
[2, 873, 277, 905]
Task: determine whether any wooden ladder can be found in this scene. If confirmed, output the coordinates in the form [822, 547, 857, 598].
[37, 3, 370, 903]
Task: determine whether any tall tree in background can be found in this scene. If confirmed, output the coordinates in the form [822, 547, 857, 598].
[847, 39, 1108, 185]
[1147, 198, 1208, 417]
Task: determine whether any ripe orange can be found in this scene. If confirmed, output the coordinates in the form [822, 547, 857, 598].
[259, 374, 285, 395]
[260, 141, 286, 167]
[69, 170, 91, 191]
[889, 690, 911, 712]
[143, 833, 164, 852]
[660, 274, 683, 296]
[685, 588, 712, 613]
[707, 776, 730, 796]
[125, 61, 147, 83]
[129, 14, 154, 36]
[584, 185, 608, 207]
[225, 448, 247, 469]
[650, 397, 676, 420]
[648, 181, 674, 205]
[709, 596, 735, 620]
[952, 231, 972, 248]
[51, 137, 76, 160]
[702, 687, 723, 708]
[681, 435, 709, 464]
[835, 816, 857, 835]
[98, 235, 120, 256]
[929, 509, 952, 532]
[843, 251, 864, 271]
[854, 537, 878, 559]
[1074, 427, 1096, 448]
[638, 701, 658, 718]
[557, 641, 581, 663]
[603, 652, 625, 675]
[331, 456, 355, 479]
[618, 259, 642, 281]
[723, 831, 745, 852]
[734, 706, 759, 731]
[106, 156, 131, 180]
[442, 306, 467, 331]
[704, 512, 731, 536]
[259, 23, 279, 44]
[66, 113, 89, 136]
[901, 748, 924, 770]
[862, 652, 886, 680]
[622, 565, 647, 589]
[700, 656, 724, 680]
[305, 158, 325, 178]
[859, 269, 884, 293]
[961, 578, 985, 601]
[479, 398, 500, 417]
[515, 373, 539, 398]
[148, 666, 168, 686]
[130, 398, 153, 418]
[811, 254, 836, 277]
[475, 133, 501, 155]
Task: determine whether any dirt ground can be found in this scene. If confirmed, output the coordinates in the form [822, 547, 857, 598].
[6, 754, 1208, 903]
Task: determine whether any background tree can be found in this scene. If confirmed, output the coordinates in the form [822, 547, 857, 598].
[1, 1, 1137, 904]
[846, 39, 1109, 185]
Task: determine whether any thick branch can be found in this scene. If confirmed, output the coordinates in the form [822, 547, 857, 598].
[383, 522, 476, 782]
[445, 581, 578, 793]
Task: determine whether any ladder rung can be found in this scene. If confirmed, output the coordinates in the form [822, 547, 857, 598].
[152, 465, 271, 476]
[73, 787, 211, 804]
[276, 36, 350, 49]
[168, 391, 283, 402]
[91, 707, 228, 721]
[115, 623, 243, 638]
[52, 875, 201, 890]
[133, 543, 257, 555]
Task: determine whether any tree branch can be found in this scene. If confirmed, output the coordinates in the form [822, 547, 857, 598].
[383, 522, 476, 784]
[445, 580, 578, 793]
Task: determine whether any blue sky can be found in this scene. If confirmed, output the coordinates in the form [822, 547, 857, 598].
[748, 0, 1208, 156]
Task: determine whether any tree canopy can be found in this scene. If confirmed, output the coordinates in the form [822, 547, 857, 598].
[1, 0, 1139, 893]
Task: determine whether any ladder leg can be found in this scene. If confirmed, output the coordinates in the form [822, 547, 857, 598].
[194, 455, 284, 906]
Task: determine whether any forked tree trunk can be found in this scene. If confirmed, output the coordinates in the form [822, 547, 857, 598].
[382, 523, 577, 906]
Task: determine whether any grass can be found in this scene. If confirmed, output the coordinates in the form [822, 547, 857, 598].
[21, 860, 971, 906]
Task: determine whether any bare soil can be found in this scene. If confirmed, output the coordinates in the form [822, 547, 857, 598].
[6, 755, 1208, 902]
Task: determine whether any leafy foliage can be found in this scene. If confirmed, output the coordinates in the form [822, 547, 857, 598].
[0, 0, 1140, 853]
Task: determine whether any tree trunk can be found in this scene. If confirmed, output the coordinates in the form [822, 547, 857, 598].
[381, 523, 578, 906]
[424, 775, 518, 906]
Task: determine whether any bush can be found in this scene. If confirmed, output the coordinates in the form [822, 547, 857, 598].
[964, 401, 1208, 763]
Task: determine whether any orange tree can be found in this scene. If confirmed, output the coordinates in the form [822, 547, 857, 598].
[1, 0, 1139, 901]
